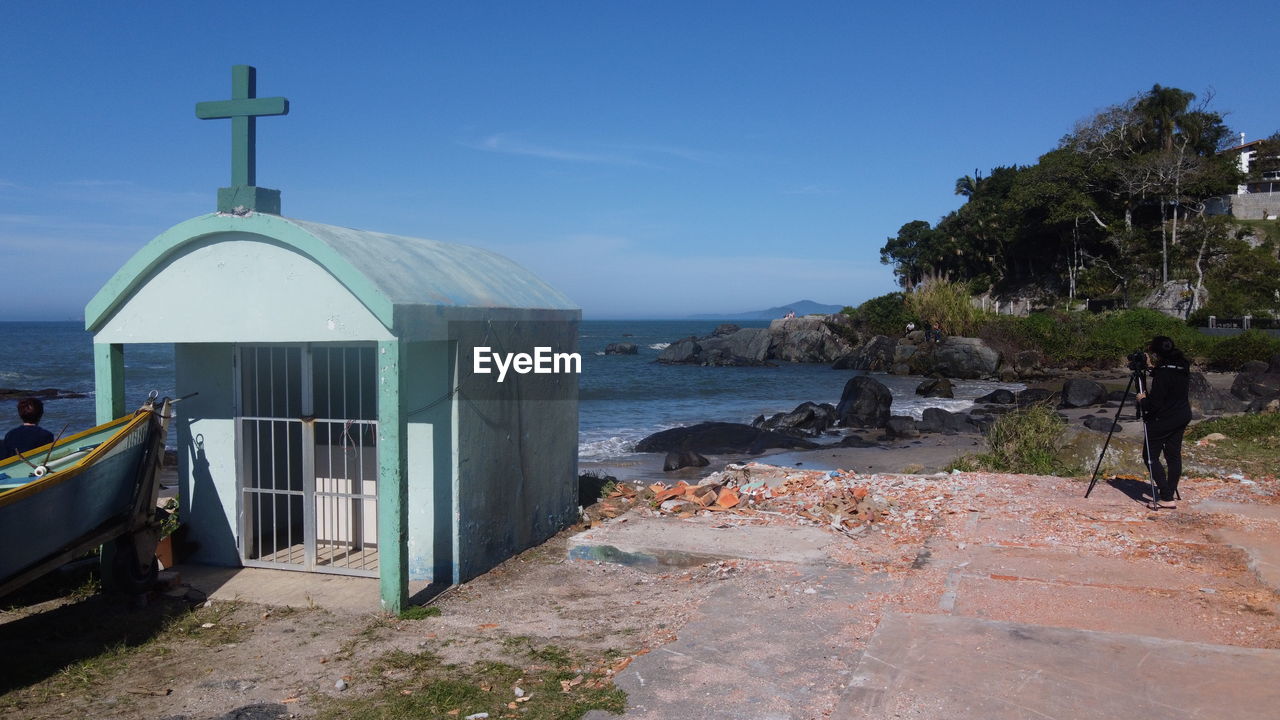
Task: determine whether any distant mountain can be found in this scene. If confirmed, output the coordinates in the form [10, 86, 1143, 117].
[689, 299, 846, 320]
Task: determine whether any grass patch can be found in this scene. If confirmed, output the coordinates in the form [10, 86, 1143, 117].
[1185, 413, 1280, 476]
[318, 645, 626, 720]
[950, 405, 1082, 476]
[1188, 413, 1280, 442]
[399, 605, 442, 620]
[164, 600, 250, 646]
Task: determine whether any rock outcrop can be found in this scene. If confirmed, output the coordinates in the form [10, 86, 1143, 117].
[767, 317, 854, 363]
[924, 337, 1001, 379]
[832, 335, 896, 371]
[657, 327, 772, 366]
[658, 315, 854, 366]
[604, 342, 638, 355]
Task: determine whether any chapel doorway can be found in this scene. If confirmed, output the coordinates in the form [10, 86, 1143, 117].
[236, 344, 379, 576]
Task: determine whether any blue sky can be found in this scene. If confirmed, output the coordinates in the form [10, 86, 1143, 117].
[2, 1, 1277, 320]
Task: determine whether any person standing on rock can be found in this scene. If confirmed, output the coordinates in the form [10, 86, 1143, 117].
[1136, 336, 1192, 508]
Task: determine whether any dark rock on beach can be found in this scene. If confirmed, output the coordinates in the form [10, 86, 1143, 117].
[753, 401, 837, 437]
[1230, 362, 1280, 411]
[915, 377, 954, 398]
[635, 422, 819, 455]
[835, 376, 893, 428]
[1016, 388, 1056, 406]
[918, 407, 973, 434]
[975, 389, 1016, 404]
[604, 342, 638, 355]
[1188, 372, 1243, 416]
[836, 434, 879, 448]
[885, 415, 920, 439]
[1060, 378, 1106, 408]
[663, 450, 710, 472]
[1083, 416, 1122, 433]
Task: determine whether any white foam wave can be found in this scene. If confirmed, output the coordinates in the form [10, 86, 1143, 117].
[648, 343, 670, 350]
[578, 435, 637, 459]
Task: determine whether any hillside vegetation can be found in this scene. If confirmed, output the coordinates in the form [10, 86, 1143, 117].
[878, 84, 1280, 321]
[843, 281, 1280, 371]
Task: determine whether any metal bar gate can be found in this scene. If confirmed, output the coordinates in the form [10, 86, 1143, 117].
[237, 345, 379, 577]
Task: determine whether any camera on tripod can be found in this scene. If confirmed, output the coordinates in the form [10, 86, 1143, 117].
[1126, 349, 1148, 374]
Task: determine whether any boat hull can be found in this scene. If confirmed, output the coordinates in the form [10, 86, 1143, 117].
[0, 409, 161, 597]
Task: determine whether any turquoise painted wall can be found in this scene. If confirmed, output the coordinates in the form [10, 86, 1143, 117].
[404, 340, 456, 582]
[174, 343, 240, 566]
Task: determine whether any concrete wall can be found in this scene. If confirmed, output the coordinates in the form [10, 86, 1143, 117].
[1207, 193, 1280, 220]
[174, 343, 241, 566]
[447, 316, 580, 583]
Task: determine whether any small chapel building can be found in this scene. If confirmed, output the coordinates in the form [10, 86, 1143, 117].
[84, 66, 581, 611]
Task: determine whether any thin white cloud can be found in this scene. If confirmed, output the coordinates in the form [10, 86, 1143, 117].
[784, 184, 840, 196]
[468, 133, 649, 166]
[463, 134, 715, 168]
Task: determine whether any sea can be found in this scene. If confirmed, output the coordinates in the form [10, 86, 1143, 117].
[0, 320, 1021, 461]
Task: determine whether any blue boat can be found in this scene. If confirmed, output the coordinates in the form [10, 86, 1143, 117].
[0, 396, 173, 598]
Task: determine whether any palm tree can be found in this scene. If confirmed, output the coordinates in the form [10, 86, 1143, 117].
[954, 169, 985, 199]
[1135, 84, 1194, 152]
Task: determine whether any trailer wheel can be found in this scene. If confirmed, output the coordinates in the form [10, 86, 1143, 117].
[111, 533, 159, 594]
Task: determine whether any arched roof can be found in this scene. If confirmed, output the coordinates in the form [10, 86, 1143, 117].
[86, 213, 577, 334]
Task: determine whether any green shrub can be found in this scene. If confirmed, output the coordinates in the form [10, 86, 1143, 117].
[904, 280, 991, 337]
[845, 292, 916, 336]
[973, 405, 1080, 476]
[1203, 330, 1280, 371]
[1082, 308, 1204, 366]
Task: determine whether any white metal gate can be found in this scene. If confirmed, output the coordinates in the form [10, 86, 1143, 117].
[237, 345, 379, 576]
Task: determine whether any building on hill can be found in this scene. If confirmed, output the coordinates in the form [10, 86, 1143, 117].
[1206, 134, 1279, 219]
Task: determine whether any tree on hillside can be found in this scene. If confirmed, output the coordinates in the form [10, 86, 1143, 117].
[954, 170, 985, 199]
[879, 84, 1245, 314]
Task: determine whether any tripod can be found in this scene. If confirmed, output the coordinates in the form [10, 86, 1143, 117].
[1084, 367, 1177, 506]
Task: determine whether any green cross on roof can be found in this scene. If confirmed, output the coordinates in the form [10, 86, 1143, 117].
[196, 65, 289, 214]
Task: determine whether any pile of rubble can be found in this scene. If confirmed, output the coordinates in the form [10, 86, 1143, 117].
[645, 462, 896, 535]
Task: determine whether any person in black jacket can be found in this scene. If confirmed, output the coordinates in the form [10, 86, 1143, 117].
[2, 397, 56, 460]
[1136, 336, 1192, 508]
